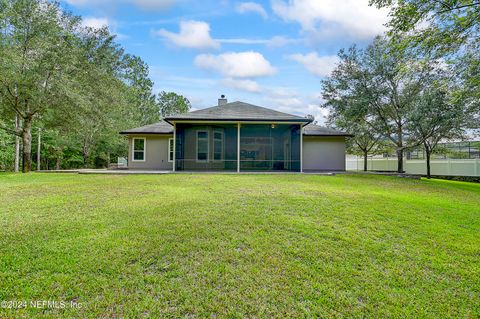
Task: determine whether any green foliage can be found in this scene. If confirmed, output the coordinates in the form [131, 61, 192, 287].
[407, 76, 465, 148]
[122, 54, 160, 125]
[369, 0, 480, 55]
[0, 0, 164, 171]
[406, 75, 466, 177]
[0, 0, 81, 171]
[369, 0, 480, 130]
[322, 37, 434, 172]
[157, 91, 191, 118]
[0, 124, 14, 170]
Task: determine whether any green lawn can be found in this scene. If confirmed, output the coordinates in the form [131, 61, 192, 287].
[0, 173, 479, 318]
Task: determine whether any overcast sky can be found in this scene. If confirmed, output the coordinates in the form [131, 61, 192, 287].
[62, 0, 389, 124]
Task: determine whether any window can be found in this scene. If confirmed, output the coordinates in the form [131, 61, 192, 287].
[213, 130, 224, 161]
[132, 138, 146, 161]
[196, 131, 209, 161]
[168, 138, 174, 162]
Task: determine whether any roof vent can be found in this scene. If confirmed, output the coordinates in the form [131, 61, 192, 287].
[218, 95, 227, 106]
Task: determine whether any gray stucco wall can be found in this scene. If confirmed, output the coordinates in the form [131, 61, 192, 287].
[302, 136, 346, 171]
[127, 135, 173, 170]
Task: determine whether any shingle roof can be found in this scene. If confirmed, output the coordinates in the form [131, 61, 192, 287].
[303, 124, 353, 137]
[120, 103, 352, 137]
[165, 101, 311, 123]
[120, 120, 173, 135]
[120, 121, 352, 137]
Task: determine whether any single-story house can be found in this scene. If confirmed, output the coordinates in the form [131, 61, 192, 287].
[120, 97, 352, 172]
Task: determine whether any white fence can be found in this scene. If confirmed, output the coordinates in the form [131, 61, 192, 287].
[346, 157, 480, 176]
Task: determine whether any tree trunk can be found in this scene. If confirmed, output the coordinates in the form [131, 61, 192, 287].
[55, 146, 64, 170]
[22, 116, 33, 173]
[83, 147, 90, 168]
[83, 152, 88, 168]
[82, 137, 93, 168]
[14, 114, 20, 172]
[425, 146, 431, 179]
[55, 157, 61, 170]
[36, 128, 41, 171]
[396, 125, 404, 173]
[396, 149, 404, 173]
[363, 151, 368, 171]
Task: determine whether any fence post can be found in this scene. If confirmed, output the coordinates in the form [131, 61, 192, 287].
[475, 159, 478, 176]
[447, 158, 451, 175]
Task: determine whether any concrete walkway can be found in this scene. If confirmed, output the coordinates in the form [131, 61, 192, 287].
[78, 169, 171, 175]
[37, 169, 171, 175]
[37, 169, 337, 175]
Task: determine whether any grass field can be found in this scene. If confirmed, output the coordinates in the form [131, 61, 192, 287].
[0, 173, 479, 318]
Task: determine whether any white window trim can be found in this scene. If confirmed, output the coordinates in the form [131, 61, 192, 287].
[196, 130, 209, 162]
[213, 129, 224, 162]
[132, 137, 146, 162]
[168, 138, 174, 162]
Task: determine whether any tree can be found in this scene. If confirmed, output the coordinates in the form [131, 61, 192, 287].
[325, 82, 384, 171]
[336, 119, 382, 172]
[370, 0, 480, 131]
[0, 0, 81, 172]
[322, 38, 430, 172]
[407, 78, 465, 178]
[0, 120, 15, 170]
[1, 0, 159, 172]
[157, 91, 191, 118]
[122, 54, 159, 125]
[454, 50, 480, 131]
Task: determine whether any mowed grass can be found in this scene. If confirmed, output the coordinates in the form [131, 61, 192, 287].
[0, 173, 479, 318]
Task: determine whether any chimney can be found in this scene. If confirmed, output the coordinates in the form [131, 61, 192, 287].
[218, 94, 227, 106]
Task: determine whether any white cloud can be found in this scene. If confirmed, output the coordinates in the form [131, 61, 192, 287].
[153, 20, 220, 50]
[66, 0, 175, 10]
[236, 2, 268, 19]
[289, 52, 338, 77]
[263, 87, 303, 109]
[306, 102, 329, 125]
[216, 36, 300, 47]
[271, 0, 388, 39]
[80, 17, 128, 40]
[217, 38, 268, 45]
[266, 36, 301, 47]
[65, 0, 100, 5]
[221, 78, 262, 93]
[260, 89, 329, 124]
[194, 51, 276, 78]
[81, 17, 109, 29]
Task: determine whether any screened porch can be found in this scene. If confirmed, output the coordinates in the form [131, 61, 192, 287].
[174, 123, 301, 172]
